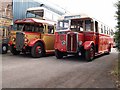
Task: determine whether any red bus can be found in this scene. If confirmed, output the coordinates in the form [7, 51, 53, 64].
[54, 15, 114, 61]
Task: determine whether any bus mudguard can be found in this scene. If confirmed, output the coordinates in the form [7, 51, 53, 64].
[83, 41, 94, 50]
[28, 39, 45, 48]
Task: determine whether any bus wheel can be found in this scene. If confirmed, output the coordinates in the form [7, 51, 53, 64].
[10, 46, 20, 55]
[55, 49, 63, 59]
[85, 46, 95, 62]
[31, 42, 44, 58]
[2, 44, 8, 54]
[106, 44, 111, 54]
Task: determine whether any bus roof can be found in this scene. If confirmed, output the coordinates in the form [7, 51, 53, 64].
[26, 7, 45, 12]
[59, 14, 90, 20]
[15, 18, 56, 25]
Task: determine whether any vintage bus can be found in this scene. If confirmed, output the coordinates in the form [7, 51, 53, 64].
[54, 15, 114, 61]
[9, 7, 57, 57]
[26, 7, 64, 21]
[0, 18, 12, 54]
[9, 18, 55, 57]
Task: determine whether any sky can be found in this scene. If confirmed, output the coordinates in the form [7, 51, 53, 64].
[46, 0, 117, 29]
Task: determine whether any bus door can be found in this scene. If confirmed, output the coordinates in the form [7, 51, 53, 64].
[95, 21, 99, 52]
[43, 24, 55, 52]
[84, 19, 94, 41]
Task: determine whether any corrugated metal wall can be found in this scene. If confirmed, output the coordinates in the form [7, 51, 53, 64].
[13, 0, 40, 21]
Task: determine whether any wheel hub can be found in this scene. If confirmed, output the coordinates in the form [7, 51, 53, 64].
[3, 46, 7, 51]
[36, 46, 42, 54]
[90, 48, 94, 59]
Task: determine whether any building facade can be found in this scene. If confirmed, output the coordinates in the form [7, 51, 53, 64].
[0, 0, 13, 19]
[0, 0, 67, 25]
[13, 0, 66, 21]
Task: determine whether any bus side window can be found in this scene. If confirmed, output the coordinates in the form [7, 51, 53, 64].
[77, 20, 83, 31]
[109, 29, 111, 35]
[107, 27, 109, 35]
[101, 25, 103, 33]
[95, 21, 98, 32]
[111, 29, 114, 36]
[38, 24, 44, 33]
[104, 26, 106, 34]
[40, 26, 44, 33]
[70, 20, 76, 31]
[85, 20, 92, 31]
[48, 25, 54, 34]
[34, 25, 39, 32]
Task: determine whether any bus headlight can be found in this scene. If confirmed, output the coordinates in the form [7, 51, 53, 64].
[62, 40, 66, 45]
[24, 34, 29, 43]
[12, 37, 16, 42]
[25, 38, 29, 42]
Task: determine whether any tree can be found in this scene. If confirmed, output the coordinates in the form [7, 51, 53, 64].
[115, 1, 120, 52]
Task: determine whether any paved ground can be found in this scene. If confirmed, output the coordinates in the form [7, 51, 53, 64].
[2, 48, 118, 88]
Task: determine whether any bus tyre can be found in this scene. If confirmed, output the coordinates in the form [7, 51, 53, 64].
[106, 44, 111, 55]
[2, 44, 8, 54]
[10, 46, 20, 55]
[55, 49, 63, 59]
[85, 46, 95, 62]
[31, 42, 45, 58]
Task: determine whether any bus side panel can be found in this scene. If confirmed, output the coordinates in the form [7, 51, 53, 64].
[42, 34, 55, 51]
[54, 33, 67, 52]
[78, 32, 84, 43]
[98, 34, 111, 53]
[98, 34, 103, 52]
[84, 32, 96, 43]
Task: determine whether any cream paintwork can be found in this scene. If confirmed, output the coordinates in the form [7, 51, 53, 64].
[41, 34, 55, 51]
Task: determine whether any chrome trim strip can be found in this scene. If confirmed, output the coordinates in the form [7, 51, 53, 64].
[76, 33, 78, 52]
[66, 32, 78, 53]
[71, 36, 73, 51]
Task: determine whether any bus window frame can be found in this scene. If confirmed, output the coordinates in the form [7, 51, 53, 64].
[48, 25, 55, 34]
[85, 19, 94, 32]
[70, 19, 84, 32]
[21, 23, 44, 33]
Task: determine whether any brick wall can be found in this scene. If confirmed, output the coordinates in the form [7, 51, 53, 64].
[0, 0, 13, 19]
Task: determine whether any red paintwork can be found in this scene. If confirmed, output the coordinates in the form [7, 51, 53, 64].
[15, 18, 35, 24]
[24, 32, 41, 36]
[55, 34, 67, 52]
[55, 30, 113, 55]
[23, 32, 43, 47]
[83, 41, 94, 50]
[36, 46, 41, 55]
[14, 18, 55, 25]
[28, 39, 45, 47]
[8, 41, 12, 46]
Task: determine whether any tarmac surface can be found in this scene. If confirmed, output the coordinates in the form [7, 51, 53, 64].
[2, 48, 118, 88]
